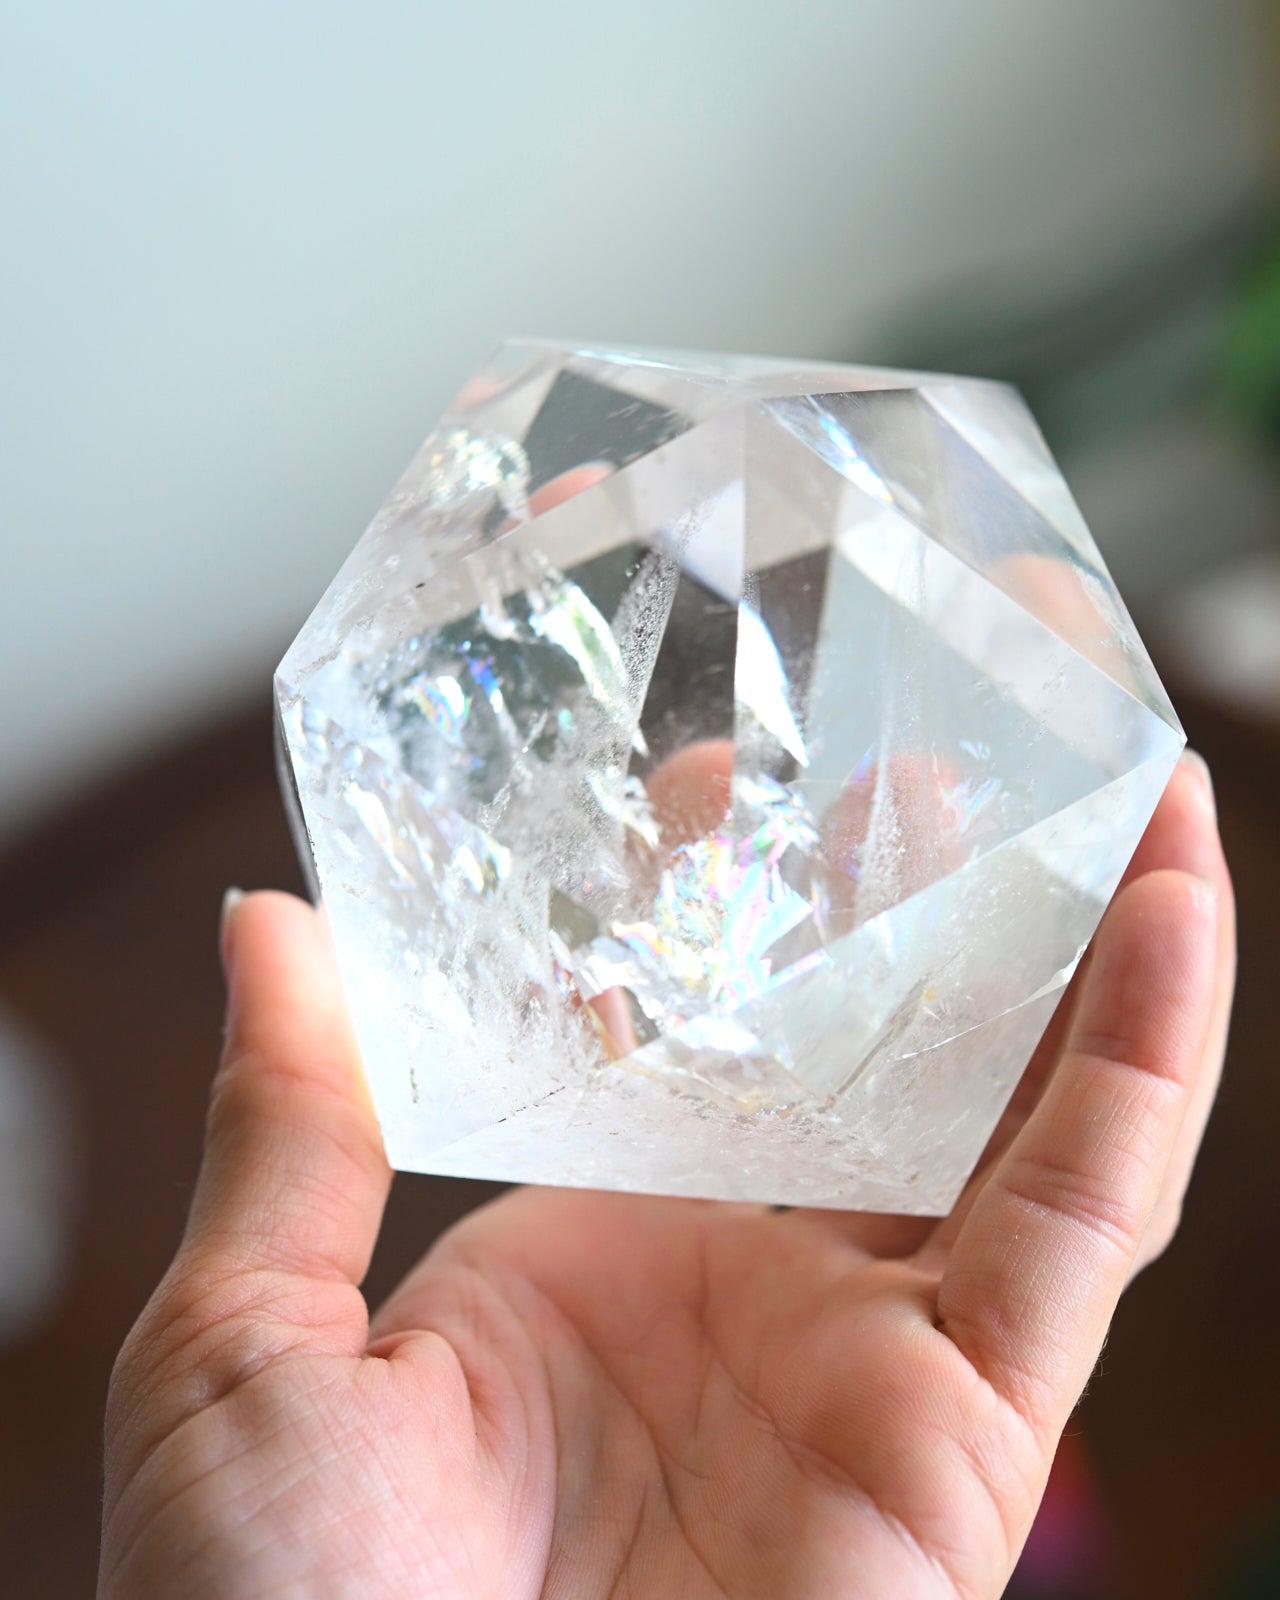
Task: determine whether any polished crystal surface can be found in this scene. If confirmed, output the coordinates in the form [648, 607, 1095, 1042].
[276, 340, 1183, 1212]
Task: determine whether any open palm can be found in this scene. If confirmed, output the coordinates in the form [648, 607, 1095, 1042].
[101, 757, 1232, 1598]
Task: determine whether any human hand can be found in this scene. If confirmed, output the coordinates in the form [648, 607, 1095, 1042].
[100, 753, 1232, 1598]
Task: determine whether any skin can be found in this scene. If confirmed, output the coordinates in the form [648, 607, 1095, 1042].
[100, 753, 1233, 1599]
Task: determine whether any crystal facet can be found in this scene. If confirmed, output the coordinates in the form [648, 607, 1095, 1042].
[276, 340, 1183, 1212]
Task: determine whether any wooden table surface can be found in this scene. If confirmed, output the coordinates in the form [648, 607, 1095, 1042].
[0, 687, 1275, 1598]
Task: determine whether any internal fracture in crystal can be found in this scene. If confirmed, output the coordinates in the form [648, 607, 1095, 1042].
[276, 340, 1184, 1212]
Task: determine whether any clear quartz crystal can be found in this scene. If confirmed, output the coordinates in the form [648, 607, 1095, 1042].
[276, 340, 1183, 1212]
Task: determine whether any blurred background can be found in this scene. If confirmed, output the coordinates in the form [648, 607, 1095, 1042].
[2, 2, 1278, 1594]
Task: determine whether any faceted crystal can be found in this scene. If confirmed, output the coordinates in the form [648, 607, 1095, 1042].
[276, 340, 1183, 1213]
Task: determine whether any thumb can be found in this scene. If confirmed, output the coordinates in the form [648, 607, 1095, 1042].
[104, 892, 392, 1524]
[184, 889, 392, 1291]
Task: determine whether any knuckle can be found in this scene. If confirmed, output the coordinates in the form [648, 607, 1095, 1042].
[995, 1152, 1145, 1259]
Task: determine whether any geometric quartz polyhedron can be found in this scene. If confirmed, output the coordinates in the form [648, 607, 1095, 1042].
[275, 340, 1184, 1213]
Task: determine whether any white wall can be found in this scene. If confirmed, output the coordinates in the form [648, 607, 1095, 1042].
[0, 0, 1266, 835]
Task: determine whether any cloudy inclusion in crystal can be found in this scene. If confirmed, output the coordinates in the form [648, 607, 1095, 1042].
[275, 340, 1183, 1212]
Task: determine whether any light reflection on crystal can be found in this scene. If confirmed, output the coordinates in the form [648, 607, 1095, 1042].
[403, 671, 471, 749]
[364, 568, 633, 813]
[564, 775, 827, 1067]
[937, 768, 1003, 839]
[526, 578, 630, 721]
[277, 340, 1184, 1212]
[735, 604, 809, 766]
[418, 425, 530, 523]
[780, 394, 897, 508]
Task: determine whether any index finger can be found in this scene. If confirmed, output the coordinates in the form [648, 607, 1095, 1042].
[934, 865, 1218, 1434]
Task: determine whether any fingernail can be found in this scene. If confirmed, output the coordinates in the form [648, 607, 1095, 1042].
[1179, 749, 1215, 818]
[219, 887, 244, 975]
